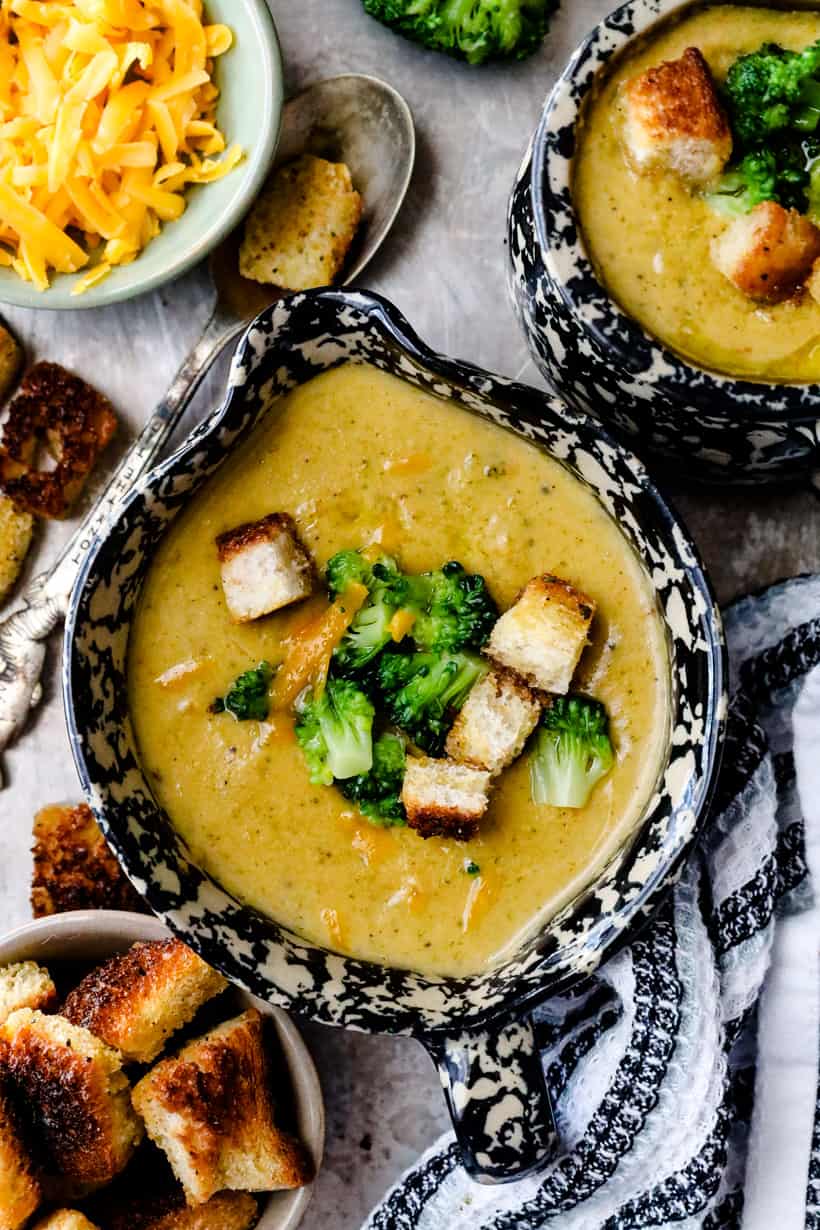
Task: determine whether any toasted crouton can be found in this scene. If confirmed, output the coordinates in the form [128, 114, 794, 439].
[1, 1010, 142, 1190]
[132, 1008, 312, 1205]
[96, 1188, 258, 1230]
[486, 576, 595, 694]
[401, 756, 491, 841]
[0, 963, 57, 1025]
[0, 1077, 40, 1230]
[711, 201, 820, 302]
[623, 47, 731, 184]
[32, 1213, 100, 1230]
[63, 939, 227, 1066]
[445, 667, 541, 774]
[0, 493, 34, 606]
[31, 803, 147, 918]
[216, 512, 316, 623]
[239, 153, 362, 290]
[0, 363, 117, 520]
[0, 322, 22, 402]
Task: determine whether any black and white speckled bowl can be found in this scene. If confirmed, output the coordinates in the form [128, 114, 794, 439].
[64, 289, 726, 1184]
[507, 0, 820, 483]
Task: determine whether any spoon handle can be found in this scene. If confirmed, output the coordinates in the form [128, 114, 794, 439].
[0, 305, 242, 784]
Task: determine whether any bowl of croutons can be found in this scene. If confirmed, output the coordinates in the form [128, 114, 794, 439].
[507, 0, 820, 483]
[0, 912, 323, 1230]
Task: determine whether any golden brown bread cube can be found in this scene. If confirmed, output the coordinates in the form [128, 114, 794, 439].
[95, 1189, 258, 1230]
[711, 201, 820, 302]
[486, 576, 596, 695]
[239, 154, 362, 290]
[216, 512, 316, 623]
[63, 939, 227, 1066]
[0, 493, 34, 606]
[31, 1213, 100, 1230]
[622, 47, 732, 184]
[31, 802, 147, 918]
[0, 962, 57, 1026]
[445, 667, 541, 774]
[401, 756, 491, 841]
[1, 1009, 142, 1191]
[132, 1008, 312, 1205]
[0, 1075, 40, 1230]
[0, 363, 117, 520]
[0, 322, 22, 402]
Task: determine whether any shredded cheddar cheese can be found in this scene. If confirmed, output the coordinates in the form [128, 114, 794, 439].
[0, 0, 242, 293]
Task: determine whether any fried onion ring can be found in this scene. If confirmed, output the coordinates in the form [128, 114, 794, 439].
[0, 363, 117, 519]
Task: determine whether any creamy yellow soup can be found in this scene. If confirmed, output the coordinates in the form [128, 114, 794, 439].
[128, 366, 669, 977]
[574, 5, 820, 382]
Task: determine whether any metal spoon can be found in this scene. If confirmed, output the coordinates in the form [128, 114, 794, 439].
[0, 73, 415, 785]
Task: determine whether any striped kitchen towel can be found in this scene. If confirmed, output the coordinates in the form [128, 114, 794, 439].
[365, 574, 820, 1230]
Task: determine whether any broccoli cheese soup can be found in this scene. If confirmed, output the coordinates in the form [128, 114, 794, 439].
[574, 5, 820, 382]
[128, 365, 669, 977]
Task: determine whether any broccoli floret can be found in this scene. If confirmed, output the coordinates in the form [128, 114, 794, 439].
[327, 550, 411, 674]
[338, 732, 407, 826]
[362, 0, 556, 65]
[528, 695, 615, 809]
[411, 562, 498, 653]
[378, 649, 488, 754]
[725, 41, 820, 145]
[707, 40, 820, 217]
[212, 662, 274, 721]
[295, 677, 375, 785]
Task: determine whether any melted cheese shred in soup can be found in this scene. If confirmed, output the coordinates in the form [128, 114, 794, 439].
[574, 6, 820, 382]
[128, 366, 668, 977]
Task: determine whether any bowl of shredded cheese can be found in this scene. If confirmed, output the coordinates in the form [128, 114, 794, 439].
[0, 0, 283, 308]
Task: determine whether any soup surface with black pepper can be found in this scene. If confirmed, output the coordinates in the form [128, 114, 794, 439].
[128, 365, 670, 976]
[574, 6, 820, 381]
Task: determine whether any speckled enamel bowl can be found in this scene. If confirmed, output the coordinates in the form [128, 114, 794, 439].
[507, 0, 820, 483]
[64, 289, 726, 1184]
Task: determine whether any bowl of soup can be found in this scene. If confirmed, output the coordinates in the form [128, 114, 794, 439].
[63, 288, 725, 1183]
[507, 0, 820, 482]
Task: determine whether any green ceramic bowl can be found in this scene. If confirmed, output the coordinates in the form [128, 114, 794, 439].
[0, 0, 283, 311]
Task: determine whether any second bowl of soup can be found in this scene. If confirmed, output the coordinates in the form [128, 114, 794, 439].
[508, 0, 820, 482]
[64, 288, 725, 1182]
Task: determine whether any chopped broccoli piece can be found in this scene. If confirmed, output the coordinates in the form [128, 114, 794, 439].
[529, 695, 615, 809]
[339, 732, 408, 826]
[378, 649, 488, 754]
[411, 561, 498, 653]
[707, 40, 820, 217]
[464, 860, 481, 876]
[724, 40, 820, 145]
[214, 662, 274, 721]
[327, 550, 411, 674]
[295, 677, 375, 785]
[362, 0, 556, 65]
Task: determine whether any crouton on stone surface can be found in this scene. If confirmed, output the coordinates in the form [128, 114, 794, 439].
[31, 803, 146, 918]
[0, 962, 56, 1026]
[445, 667, 541, 774]
[711, 200, 820, 302]
[216, 512, 316, 623]
[401, 756, 491, 841]
[0, 494, 34, 606]
[63, 940, 227, 1066]
[622, 47, 731, 184]
[132, 1009, 312, 1206]
[239, 154, 362, 290]
[1, 1009, 142, 1191]
[486, 576, 595, 695]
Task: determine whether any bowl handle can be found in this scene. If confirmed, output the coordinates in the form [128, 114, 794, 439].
[422, 1014, 558, 1183]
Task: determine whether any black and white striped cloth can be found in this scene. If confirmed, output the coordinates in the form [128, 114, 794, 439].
[365, 575, 820, 1230]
